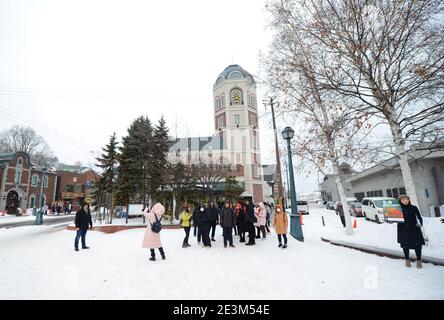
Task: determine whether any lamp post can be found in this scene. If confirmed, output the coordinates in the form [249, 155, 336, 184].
[281, 127, 304, 242]
[35, 164, 48, 225]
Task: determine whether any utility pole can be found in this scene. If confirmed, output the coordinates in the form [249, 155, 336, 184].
[263, 97, 285, 208]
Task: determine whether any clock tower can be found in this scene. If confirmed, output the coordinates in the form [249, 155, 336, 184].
[213, 65, 263, 202]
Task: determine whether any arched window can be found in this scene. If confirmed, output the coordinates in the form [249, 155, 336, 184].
[230, 88, 243, 106]
[29, 194, 36, 209]
[221, 94, 226, 108]
[247, 92, 251, 106]
[228, 71, 242, 80]
[251, 94, 256, 108]
[215, 96, 220, 110]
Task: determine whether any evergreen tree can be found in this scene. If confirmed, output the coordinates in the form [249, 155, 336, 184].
[153, 116, 170, 191]
[94, 132, 119, 224]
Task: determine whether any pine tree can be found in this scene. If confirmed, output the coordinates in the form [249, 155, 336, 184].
[153, 116, 170, 191]
[94, 133, 119, 224]
[116, 116, 155, 208]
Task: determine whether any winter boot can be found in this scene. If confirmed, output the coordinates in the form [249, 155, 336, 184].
[75, 248, 79, 252]
[278, 243, 283, 248]
[161, 253, 166, 261]
[405, 260, 412, 268]
[230, 244, 236, 248]
[182, 244, 188, 248]
[282, 244, 288, 249]
[149, 256, 156, 262]
[416, 260, 423, 269]
[82, 246, 90, 250]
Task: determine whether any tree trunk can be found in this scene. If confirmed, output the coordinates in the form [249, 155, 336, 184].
[332, 159, 353, 236]
[389, 120, 419, 207]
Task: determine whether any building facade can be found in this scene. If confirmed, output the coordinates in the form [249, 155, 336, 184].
[55, 168, 97, 211]
[0, 152, 57, 214]
[319, 163, 355, 202]
[348, 149, 444, 217]
[167, 64, 265, 202]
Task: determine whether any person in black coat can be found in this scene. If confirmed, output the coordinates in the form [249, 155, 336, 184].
[198, 205, 212, 248]
[74, 203, 93, 252]
[220, 202, 236, 248]
[397, 195, 425, 269]
[192, 204, 201, 241]
[244, 200, 257, 246]
[207, 201, 219, 242]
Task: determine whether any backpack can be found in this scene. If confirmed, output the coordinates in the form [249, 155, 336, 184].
[150, 214, 162, 233]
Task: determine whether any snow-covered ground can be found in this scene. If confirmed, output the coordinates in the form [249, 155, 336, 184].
[0, 206, 443, 300]
[317, 207, 444, 259]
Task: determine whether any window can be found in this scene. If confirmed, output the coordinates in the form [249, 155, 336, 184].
[234, 114, 240, 125]
[31, 174, 39, 187]
[29, 196, 36, 209]
[73, 177, 77, 183]
[230, 88, 243, 105]
[247, 92, 251, 106]
[217, 115, 225, 129]
[249, 113, 257, 127]
[228, 71, 242, 80]
[362, 200, 369, 206]
[43, 175, 48, 188]
[386, 189, 392, 197]
[66, 185, 74, 193]
[392, 188, 399, 199]
[14, 171, 22, 184]
[251, 94, 256, 108]
[425, 189, 430, 198]
[221, 94, 225, 108]
[378, 190, 383, 197]
[75, 185, 82, 193]
[399, 187, 406, 195]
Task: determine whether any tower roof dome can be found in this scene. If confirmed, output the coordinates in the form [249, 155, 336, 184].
[214, 64, 256, 87]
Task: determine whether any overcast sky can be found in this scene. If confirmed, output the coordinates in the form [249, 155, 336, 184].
[0, 0, 323, 194]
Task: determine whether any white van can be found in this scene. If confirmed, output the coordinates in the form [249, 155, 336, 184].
[361, 197, 401, 224]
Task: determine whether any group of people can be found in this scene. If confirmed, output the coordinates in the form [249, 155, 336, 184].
[37, 201, 73, 216]
[73, 194, 427, 269]
[179, 200, 289, 250]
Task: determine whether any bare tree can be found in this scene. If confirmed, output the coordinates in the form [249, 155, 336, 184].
[262, 18, 378, 235]
[191, 160, 234, 202]
[265, 0, 444, 207]
[0, 125, 57, 166]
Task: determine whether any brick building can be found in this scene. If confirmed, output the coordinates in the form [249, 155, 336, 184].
[0, 152, 57, 214]
[55, 167, 97, 211]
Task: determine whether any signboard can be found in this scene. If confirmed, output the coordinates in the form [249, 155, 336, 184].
[381, 200, 404, 223]
[128, 204, 145, 217]
[61, 192, 85, 199]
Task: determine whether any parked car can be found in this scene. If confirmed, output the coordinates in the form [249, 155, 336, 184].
[349, 202, 363, 217]
[326, 201, 336, 210]
[361, 197, 401, 224]
[296, 201, 310, 215]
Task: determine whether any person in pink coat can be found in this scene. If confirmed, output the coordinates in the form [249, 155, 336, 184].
[254, 202, 267, 239]
[142, 203, 166, 261]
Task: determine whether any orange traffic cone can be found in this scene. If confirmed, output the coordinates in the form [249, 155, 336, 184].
[353, 219, 357, 229]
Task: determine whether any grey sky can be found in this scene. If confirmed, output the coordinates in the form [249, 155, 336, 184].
[0, 0, 322, 194]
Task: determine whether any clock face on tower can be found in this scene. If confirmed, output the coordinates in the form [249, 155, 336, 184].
[231, 89, 242, 105]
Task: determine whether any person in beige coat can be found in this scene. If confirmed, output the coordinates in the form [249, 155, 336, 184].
[142, 203, 166, 261]
[273, 205, 288, 249]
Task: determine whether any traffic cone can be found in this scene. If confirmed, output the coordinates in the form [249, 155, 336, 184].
[353, 219, 357, 229]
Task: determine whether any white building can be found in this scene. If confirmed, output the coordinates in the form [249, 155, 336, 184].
[168, 64, 265, 202]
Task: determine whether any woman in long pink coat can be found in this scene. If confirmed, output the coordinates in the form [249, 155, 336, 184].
[142, 203, 166, 261]
[255, 202, 267, 239]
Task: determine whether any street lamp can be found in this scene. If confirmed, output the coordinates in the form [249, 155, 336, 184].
[35, 164, 48, 225]
[281, 127, 304, 242]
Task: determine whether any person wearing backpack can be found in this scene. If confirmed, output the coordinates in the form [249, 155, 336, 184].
[180, 206, 192, 248]
[142, 203, 166, 261]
